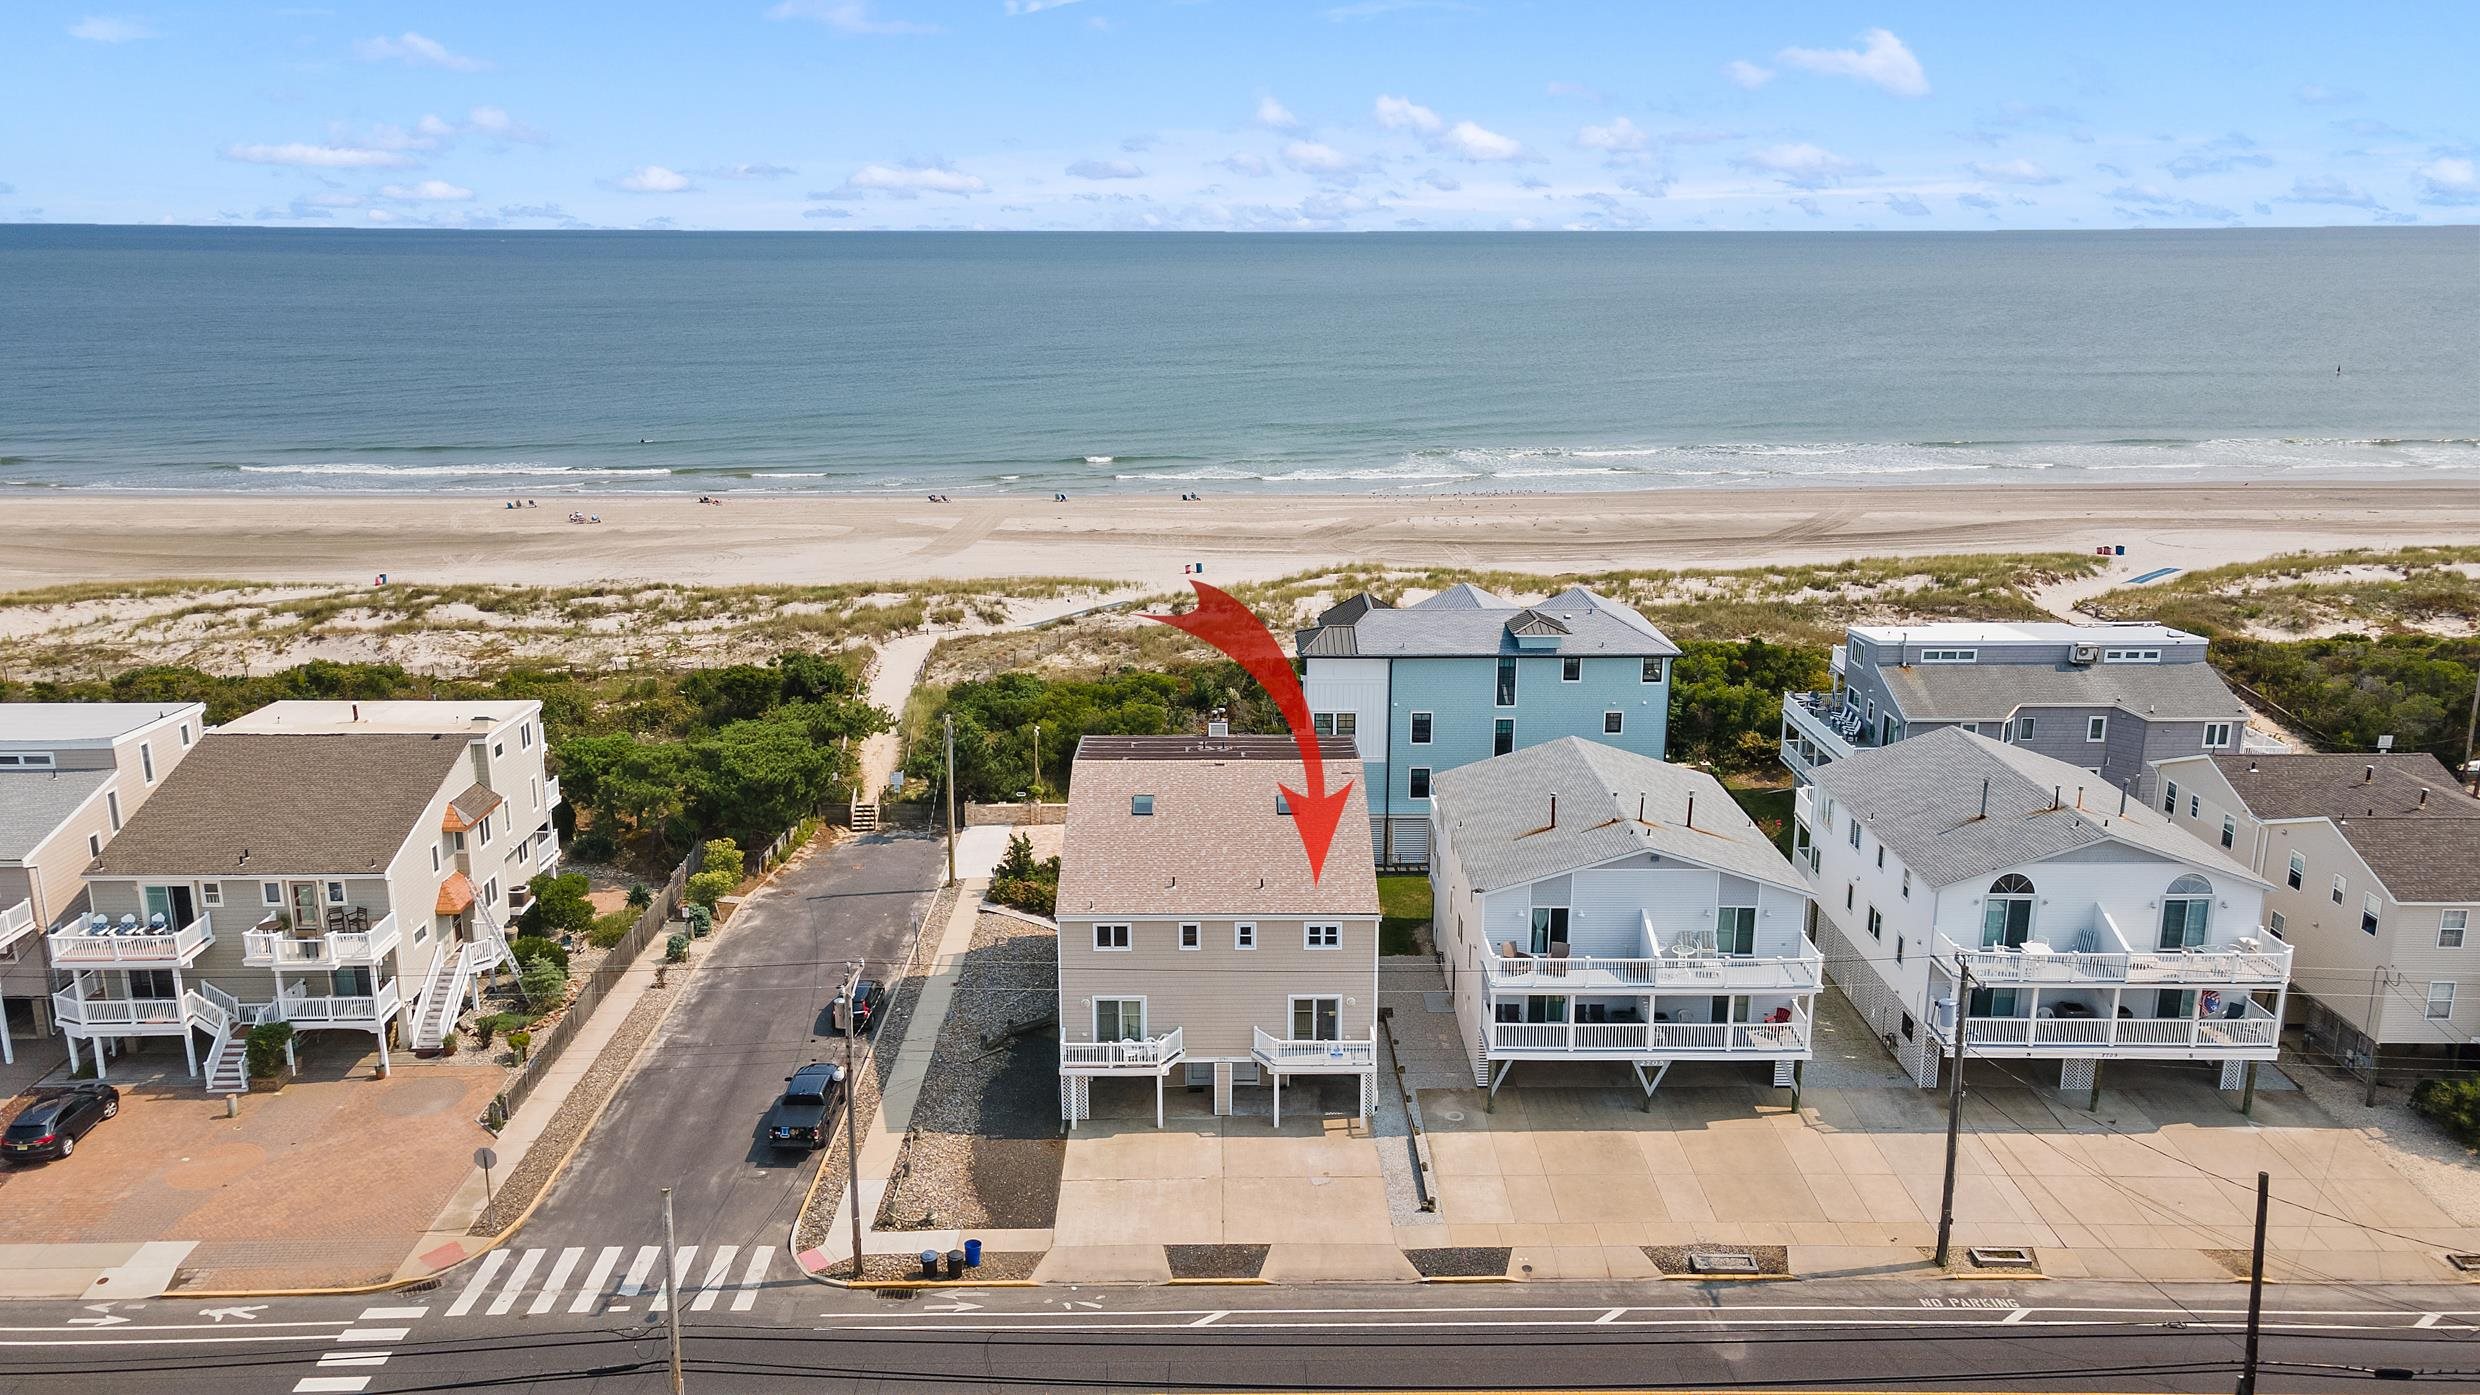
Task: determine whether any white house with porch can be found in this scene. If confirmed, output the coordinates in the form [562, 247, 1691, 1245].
[1429, 737, 1821, 1106]
[1798, 725, 2288, 1102]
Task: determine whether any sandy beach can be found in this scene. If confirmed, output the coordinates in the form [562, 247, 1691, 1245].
[3, 480, 2478, 593]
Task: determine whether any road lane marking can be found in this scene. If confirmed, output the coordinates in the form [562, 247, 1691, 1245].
[730, 1247, 770, 1312]
[650, 1246, 699, 1313]
[486, 1248, 547, 1317]
[690, 1246, 739, 1312]
[1188, 1312, 1227, 1328]
[1594, 1309, 1626, 1325]
[291, 1379, 370, 1394]
[615, 1245, 661, 1299]
[531, 1248, 587, 1317]
[335, 1327, 409, 1343]
[2001, 1309, 2032, 1325]
[443, 1250, 509, 1318]
[572, 1246, 627, 1314]
[357, 1306, 427, 1321]
[317, 1353, 390, 1367]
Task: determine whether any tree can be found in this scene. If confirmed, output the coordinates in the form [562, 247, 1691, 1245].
[519, 957, 570, 1009]
[516, 872, 596, 938]
[700, 838, 746, 884]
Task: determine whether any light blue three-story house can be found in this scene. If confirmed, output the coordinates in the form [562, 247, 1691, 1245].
[1295, 584, 1680, 866]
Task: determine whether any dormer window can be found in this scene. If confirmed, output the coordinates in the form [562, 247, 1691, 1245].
[2103, 648, 2161, 663]
[1917, 648, 1977, 663]
[1131, 794, 1155, 816]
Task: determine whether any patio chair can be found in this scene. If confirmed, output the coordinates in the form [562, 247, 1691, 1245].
[88, 915, 110, 933]
[116, 914, 139, 932]
[147, 912, 168, 930]
[347, 907, 371, 932]
[325, 907, 348, 933]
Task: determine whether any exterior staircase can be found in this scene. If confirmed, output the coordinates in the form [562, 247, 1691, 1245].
[196, 983, 248, 1095]
[411, 909, 514, 1052]
[850, 797, 879, 833]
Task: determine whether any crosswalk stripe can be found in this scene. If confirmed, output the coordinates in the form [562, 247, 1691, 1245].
[357, 1306, 427, 1321]
[443, 1250, 509, 1318]
[571, 1246, 626, 1314]
[689, 1246, 738, 1312]
[730, 1247, 769, 1312]
[486, 1248, 547, 1317]
[317, 1353, 390, 1368]
[649, 1246, 699, 1313]
[615, 1245, 661, 1300]
[293, 1379, 370, 1394]
[529, 1248, 586, 1317]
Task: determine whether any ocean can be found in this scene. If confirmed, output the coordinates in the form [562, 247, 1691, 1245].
[3, 225, 2476, 497]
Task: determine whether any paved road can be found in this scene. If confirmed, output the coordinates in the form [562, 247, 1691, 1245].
[0, 1278, 2474, 1393]
[502, 830, 942, 1290]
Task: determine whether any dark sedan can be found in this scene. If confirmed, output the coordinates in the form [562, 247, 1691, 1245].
[3, 1084, 120, 1163]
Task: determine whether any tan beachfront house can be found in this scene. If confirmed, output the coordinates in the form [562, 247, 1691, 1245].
[1053, 734, 1380, 1128]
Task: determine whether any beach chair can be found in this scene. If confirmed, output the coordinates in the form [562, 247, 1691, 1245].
[117, 914, 139, 933]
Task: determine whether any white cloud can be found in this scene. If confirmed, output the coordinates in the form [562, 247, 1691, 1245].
[1776, 28, 1928, 97]
[2108, 184, 2239, 222]
[2295, 83, 2359, 105]
[1731, 142, 1874, 189]
[223, 142, 416, 169]
[1576, 116, 1647, 154]
[1957, 192, 2000, 212]
[831, 161, 987, 197]
[1788, 196, 1824, 217]
[1280, 140, 1358, 175]
[1256, 96, 1300, 131]
[2282, 175, 2381, 209]
[702, 163, 798, 180]
[1723, 60, 1773, 91]
[1067, 158, 1144, 180]
[1215, 153, 1271, 177]
[766, 1, 938, 34]
[1374, 95, 1442, 134]
[465, 107, 548, 144]
[380, 179, 476, 201]
[615, 165, 694, 193]
[69, 16, 157, 42]
[353, 31, 489, 72]
[1003, 0, 1080, 11]
[2415, 156, 2480, 205]
[1414, 169, 1460, 191]
[1967, 158, 2060, 185]
[1884, 192, 1931, 216]
[1441, 120, 1525, 162]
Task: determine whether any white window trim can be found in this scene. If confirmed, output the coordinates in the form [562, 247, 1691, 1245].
[1305, 921, 1342, 950]
[262, 881, 283, 907]
[1641, 657, 1664, 684]
[1407, 766, 1432, 801]
[2086, 716, 2107, 742]
[1408, 711, 1434, 745]
[1561, 657, 1582, 682]
[1287, 994, 1345, 1041]
[1094, 922, 1132, 952]
[1918, 648, 1977, 663]
[2331, 874, 2347, 906]
[2268, 909, 2287, 939]
[1234, 921, 1256, 951]
[1093, 995, 1147, 1041]
[2426, 981, 2455, 1020]
[201, 883, 223, 907]
[140, 741, 155, 782]
[1178, 921, 1202, 952]
[2203, 722, 2233, 749]
[2442, 909, 2469, 949]
[2104, 648, 2162, 663]
[1603, 711, 1624, 735]
[326, 880, 347, 904]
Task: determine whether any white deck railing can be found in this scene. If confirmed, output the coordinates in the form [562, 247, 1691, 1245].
[1486, 947, 1821, 994]
[1780, 691, 1861, 774]
[47, 912, 214, 965]
[1953, 1001, 2278, 1052]
[1251, 1027, 1377, 1069]
[51, 989, 186, 1029]
[0, 898, 35, 953]
[241, 915, 399, 969]
[267, 980, 402, 1025]
[1060, 1026, 1184, 1070]
[1940, 930, 2290, 988]
[1489, 1006, 1812, 1057]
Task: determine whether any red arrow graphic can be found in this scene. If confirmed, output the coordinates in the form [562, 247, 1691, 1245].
[1144, 581, 1354, 883]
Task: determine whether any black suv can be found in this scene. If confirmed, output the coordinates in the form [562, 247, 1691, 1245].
[4, 1085, 120, 1163]
[847, 979, 883, 1035]
[764, 1063, 845, 1151]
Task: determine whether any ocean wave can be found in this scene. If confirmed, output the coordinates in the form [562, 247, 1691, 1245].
[239, 461, 675, 479]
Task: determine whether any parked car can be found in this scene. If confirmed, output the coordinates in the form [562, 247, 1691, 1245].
[3, 1085, 120, 1164]
[848, 979, 883, 1035]
[764, 1062, 845, 1151]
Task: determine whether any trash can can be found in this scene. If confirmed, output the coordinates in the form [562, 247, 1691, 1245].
[945, 1249, 966, 1279]
[918, 1250, 939, 1279]
[963, 1238, 983, 1268]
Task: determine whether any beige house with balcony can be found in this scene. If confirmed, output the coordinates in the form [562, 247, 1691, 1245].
[0, 702, 206, 1065]
[1429, 737, 1821, 1105]
[1053, 734, 1379, 1129]
[52, 700, 559, 1094]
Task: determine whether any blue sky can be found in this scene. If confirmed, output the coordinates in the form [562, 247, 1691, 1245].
[6, 1, 2477, 231]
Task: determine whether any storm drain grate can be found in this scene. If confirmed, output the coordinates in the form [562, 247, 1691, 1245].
[1967, 1247, 2037, 1269]
[2448, 1253, 2480, 1273]
[1688, 1251, 1761, 1275]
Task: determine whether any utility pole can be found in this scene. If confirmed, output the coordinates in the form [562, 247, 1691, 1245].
[2363, 965, 2389, 1107]
[942, 712, 958, 886]
[1031, 722, 1041, 802]
[2237, 1170, 2270, 1395]
[2463, 665, 2478, 771]
[660, 1187, 684, 1395]
[843, 961, 865, 1281]
[1933, 961, 1972, 1268]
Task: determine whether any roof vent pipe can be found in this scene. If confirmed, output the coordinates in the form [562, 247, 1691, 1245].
[1637, 792, 1646, 822]
[1685, 793, 1695, 828]
[2419, 788, 2429, 808]
[2365, 764, 2376, 783]
[2118, 785, 2129, 816]
[2052, 785, 2063, 811]
[1548, 794, 1557, 829]
[351, 702, 360, 721]
[1979, 779, 1989, 819]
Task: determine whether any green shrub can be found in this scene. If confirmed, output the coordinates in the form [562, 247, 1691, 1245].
[516, 872, 596, 938]
[475, 1011, 536, 1049]
[509, 935, 570, 972]
[2409, 1075, 2480, 1147]
[987, 832, 1061, 917]
[665, 931, 691, 963]
[685, 868, 736, 909]
[700, 837, 746, 884]
[244, 1022, 295, 1079]
[626, 882, 653, 910]
[569, 825, 620, 863]
[507, 1029, 533, 1063]
[587, 909, 637, 949]
[519, 957, 570, 1008]
[685, 903, 714, 937]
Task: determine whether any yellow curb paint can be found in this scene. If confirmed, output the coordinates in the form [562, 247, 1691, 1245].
[846, 1279, 1042, 1291]
[1165, 1277, 1271, 1286]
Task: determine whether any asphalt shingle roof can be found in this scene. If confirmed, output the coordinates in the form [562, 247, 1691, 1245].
[1881, 660, 2246, 724]
[1056, 735, 1376, 918]
[1431, 737, 1804, 894]
[1810, 726, 2263, 891]
[87, 733, 470, 878]
[2205, 752, 2480, 903]
[1296, 584, 1679, 660]
[0, 769, 113, 863]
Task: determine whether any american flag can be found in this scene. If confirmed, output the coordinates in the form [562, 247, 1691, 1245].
[2200, 990, 2223, 1018]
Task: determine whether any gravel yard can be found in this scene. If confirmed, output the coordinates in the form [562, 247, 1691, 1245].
[874, 910, 1064, 1231]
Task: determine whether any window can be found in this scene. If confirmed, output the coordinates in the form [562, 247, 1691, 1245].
[2160, 874, 2211, 949]
[1961, 722, 1981, 735]
[2163, 780, 2180, 815]
[1918, 648, 1977, 663]
[178, 722, 193, 747]
[2203, 723, 2233, 749]
[1895, 935, 1905, 965]
[2443, 910, 2469, 949]
[1900, 869, 1911, 899]
[1716, 905, 1756, 956]
[106, 791, 121, 831]
[1561, 656, 1582, 682]
[2361, 893, 2381, 936]
[1495, 657, 1517, 707]
[431, 845, 442, 872]
[2104, 648, 2161, 663]
[2220, 816, 2237, 850]
[2268, 910, 2286, 939]
[86, 833, 101, 857]
[1984, 873, 2037, 948]
[2014, 716, 2035, 742]
[1493, 718, 1514, 756]
[1409, 711, 1433, 745]
[1848, 817, 1863, 850]
[0, 752, 56, 769]
[1528, 906, 1569, 954]
[1900, 1012, 1915, 1041]
[1845, 883, 1854, 911]
[1408, 767, 1431, 800]
[1865, 905, 1883, 940]
[2188, 795, 2200, 819]
[262, 881, 283, 906]
[520, 722, 534, 750]
[532, 777, 540, 809]
[478, 815, 493, 846]
[1305, 922, 1342, 949]
[1094, 923, 1131, 951]
[1275, 790, 1291, 816]
[2427, 982, 2456, 1020]
[1311, 712, 1356, 737]
[325, 881, 346, 904]
[1875, 845, 1884, 870]
[1235, 922, 1256, 950]
[493, 740, 505, 758]
[1291, 995, 1343, 1041]
[2086, 716, 2107, 743]
[140, 742, 155, 782]
[2331, 874, 2346, 906]
[1602, 711, 1624, 735]
[2287, 852, 2305, 890]
[201, 883, 222, 907]
[1094, 998, 1144, 1041]
[483, 878, 499, 907]
[1641, 657, 1665, 684]
[1179, 922, 1201, 951]
[1131, 794, 1154, 817]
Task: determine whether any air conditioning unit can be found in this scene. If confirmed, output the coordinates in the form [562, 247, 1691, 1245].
[2069, 644, 2100, 665]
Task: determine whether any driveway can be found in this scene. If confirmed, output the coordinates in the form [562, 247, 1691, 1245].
[498, 830, 943, 1302]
